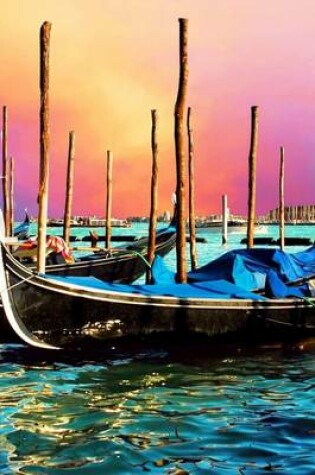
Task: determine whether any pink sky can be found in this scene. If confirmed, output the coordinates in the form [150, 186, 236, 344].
[1, 0, 315, 219]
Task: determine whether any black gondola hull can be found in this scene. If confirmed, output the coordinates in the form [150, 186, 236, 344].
[2, 243, 315, 349]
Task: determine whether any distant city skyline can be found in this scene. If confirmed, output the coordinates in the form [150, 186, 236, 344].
[1, 0, 314, 219]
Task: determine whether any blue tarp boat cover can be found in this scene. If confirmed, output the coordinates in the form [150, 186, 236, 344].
[45, 272, 266, 300]
[264, 269, 310, 299]
[152, 247, 314, 299]
[44, 246, 315, 301]
[188, 246, 315, 293]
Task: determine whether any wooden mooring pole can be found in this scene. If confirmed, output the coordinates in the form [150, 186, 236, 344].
[246, 105, 259, 249]
[146, 109, 158, 284]
[222, 194, 228, 245]
[37, 21, 51, 273]
[279, 146, 285, 251]
[105, 150, 113, 250]
[63, 131, 75, 246]
[2, 106, 9, 235]
[187, 106, 197, 270]
[175, 18, 188, 283]
[9, 157, 14, 237]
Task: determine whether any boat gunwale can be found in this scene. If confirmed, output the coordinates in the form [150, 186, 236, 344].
[4, 243, 315, 311]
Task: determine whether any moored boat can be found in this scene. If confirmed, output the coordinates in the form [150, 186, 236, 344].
[12, 215, 177, 283]
[195, 219, 247, 230]
[47, 217, 131, 228]
[1, 234, 315, 350]
[195, 219, 267, 234]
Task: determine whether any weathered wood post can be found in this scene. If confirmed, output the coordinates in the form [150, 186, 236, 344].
[222, 194, 228, 245]
[2, 106, 9, 234]
[63, 131, 75, 246]
[187, 106, 197, 270]
[105, 150, 113, 250]
[146, 109, 158, 284]
[279, 146, 285, 251]
[9, 157, 14, 237]
[246, 105, 259, 249]
[174, 18, 188, 283]
[37, 21, 51, 273]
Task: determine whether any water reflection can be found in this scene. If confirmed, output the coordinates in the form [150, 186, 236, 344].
[0, 343, 314, 473]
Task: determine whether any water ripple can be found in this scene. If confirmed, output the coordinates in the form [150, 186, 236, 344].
[0, 345, 314, 474]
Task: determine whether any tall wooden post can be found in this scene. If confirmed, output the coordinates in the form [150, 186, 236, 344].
[63, 131, 75, 246]
[246, 105, 259, 249]
[174, 18, 188, 283]
[9, 157, 14, 237]
[37, 21, 51, 273]
[187, 106, 197, 270]
[222, 194, 228, 245]
[105, 150, 113, 249]
[2, 106, 9, 234]
[146, 109, 158, 284]
[279, 146, 285, 251]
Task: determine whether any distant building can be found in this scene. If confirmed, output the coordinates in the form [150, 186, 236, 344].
[265, 205, 315, 223]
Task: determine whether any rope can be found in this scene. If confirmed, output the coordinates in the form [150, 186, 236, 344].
[301, 297, 315, 308]
[0, 273, 35, 294]
[127, 250, 152, 269]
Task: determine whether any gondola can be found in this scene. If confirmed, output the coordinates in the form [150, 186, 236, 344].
[13, 215, 177, 284]
[1, 231, 315, 350]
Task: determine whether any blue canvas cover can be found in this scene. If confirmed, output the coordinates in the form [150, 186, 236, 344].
[188, 246, 315, 292]
[45, 245, 315, 302]
[289, 246, 315, 275]
[264, 269, 310, 299]
[188, 248, 273, 290]
[45, 274, 266, 300]
[151, 255, 176, 285]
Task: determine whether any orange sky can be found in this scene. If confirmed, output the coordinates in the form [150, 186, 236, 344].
[1, 0, 315, 218]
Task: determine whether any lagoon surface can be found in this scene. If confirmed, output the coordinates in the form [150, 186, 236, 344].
[1, 224, 315, 474]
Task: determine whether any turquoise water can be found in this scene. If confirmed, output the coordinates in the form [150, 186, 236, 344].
[1, 223, 315, 474]
[0, 343, 315, 474]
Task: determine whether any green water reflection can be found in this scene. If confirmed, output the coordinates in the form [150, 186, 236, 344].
[0, 344, 314, 474]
